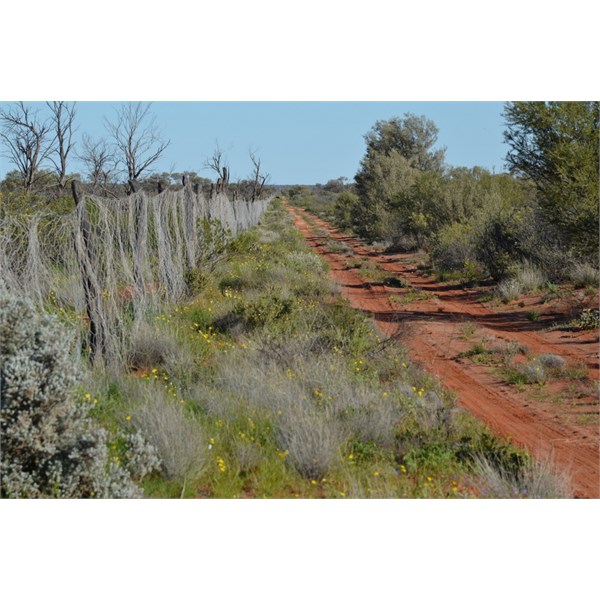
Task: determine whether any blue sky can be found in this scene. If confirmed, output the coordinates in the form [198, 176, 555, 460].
[1, 101, 508, 184]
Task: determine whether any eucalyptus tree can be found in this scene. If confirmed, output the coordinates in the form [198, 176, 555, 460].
[504, 101, 599, 254]
[353, 114, 446, 241]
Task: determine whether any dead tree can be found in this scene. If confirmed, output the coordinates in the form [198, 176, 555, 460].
[0, 102, 52, 194]
[204, 144, 229, 193]
[105, 102, 170, 193]
[249, 150, 270, 201]
[46, 101, 77, 195]
[77, 134, 115, 196]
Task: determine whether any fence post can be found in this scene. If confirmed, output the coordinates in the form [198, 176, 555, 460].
[71, 180, 107, 364]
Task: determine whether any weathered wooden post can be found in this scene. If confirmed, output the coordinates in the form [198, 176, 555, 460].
[130, 181, 147, 307]
[222, 166, 229, 192]
[72, 180, 107, 363]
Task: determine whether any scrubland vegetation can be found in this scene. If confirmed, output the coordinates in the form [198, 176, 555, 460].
[1, 100, 596, 499]
[293, 103, 599, 326]
[1, 199, 572, 498]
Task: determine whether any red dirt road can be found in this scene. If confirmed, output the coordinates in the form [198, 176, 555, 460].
[289, 206, 600, 498]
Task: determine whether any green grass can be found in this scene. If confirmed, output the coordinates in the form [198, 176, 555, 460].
[358, 263, 388, 282]
[389, 290, 431, 305]
[459, 322, 478, 340]
[325, 240, 352, 254]
[526, 310, 542, 322]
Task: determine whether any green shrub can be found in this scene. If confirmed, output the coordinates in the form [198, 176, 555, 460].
[475, 199, 573, 282]
[454, 432, 526, 480]
[195, 218, 231, 271]
[333, 191, 360, 230]
[431, 222, 478, 273]
[526, 310, 542, 323]
[235, 294, 296, 330]
[184, 267, 212, 295]
[475, 212, 522, 280]
[505, 360, 547, 385]
[228, 229, 260, 256]
[576, 308, 599, 330]
[0, 286, 140, 498]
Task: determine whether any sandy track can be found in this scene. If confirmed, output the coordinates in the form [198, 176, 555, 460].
[289, 206, 600, 498]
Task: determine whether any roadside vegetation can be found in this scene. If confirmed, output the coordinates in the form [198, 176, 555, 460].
[1, 199, 572, 498]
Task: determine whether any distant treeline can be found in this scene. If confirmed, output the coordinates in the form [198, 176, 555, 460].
[292, 102, 599, 282]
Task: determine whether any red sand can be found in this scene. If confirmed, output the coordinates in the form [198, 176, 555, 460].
[289, 205, 600, 498]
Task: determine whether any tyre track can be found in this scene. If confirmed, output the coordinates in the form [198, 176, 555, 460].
[289, 205, 599, 498]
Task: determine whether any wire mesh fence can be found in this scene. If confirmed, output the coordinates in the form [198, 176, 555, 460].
[0, 185, 272, 364]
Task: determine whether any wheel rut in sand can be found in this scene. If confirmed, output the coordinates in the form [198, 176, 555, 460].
[288, 205, 600, 498]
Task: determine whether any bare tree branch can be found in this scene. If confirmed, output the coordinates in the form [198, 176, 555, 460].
[104, 102, 170, 191]
[46, 101, 77, 194]
[203, 143, 230, 193]
[77, 134, 116, 195]
[249, 149, 270, 201]
[0, 102, 52, 194]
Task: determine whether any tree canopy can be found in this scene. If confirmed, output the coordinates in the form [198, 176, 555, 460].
[503, 101, 599, 253]
[360, 114, 446, 172]
[353, 114, 446, 241]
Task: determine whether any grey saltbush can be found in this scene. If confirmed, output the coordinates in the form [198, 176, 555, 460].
[0, 285, 141, 498]
[122, 431, 162, 481]
[537, 354, 566, 371]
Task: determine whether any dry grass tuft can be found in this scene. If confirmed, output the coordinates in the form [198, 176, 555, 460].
[132, 387, 208, 482]
[473, 454, 572, 498]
